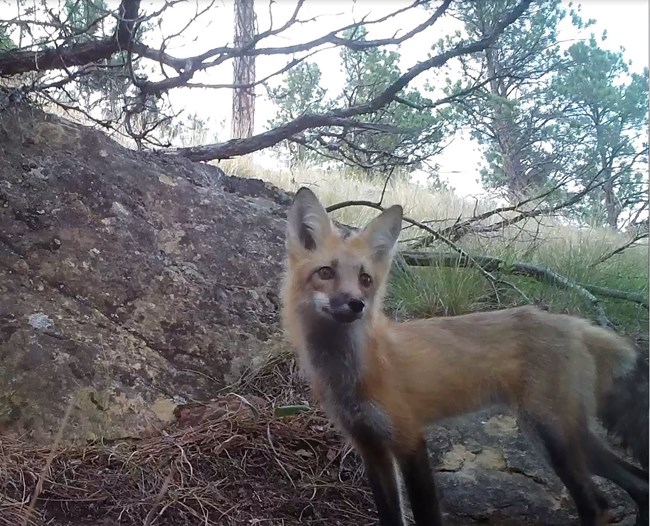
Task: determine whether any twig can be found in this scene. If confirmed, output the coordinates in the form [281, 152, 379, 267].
[21, 397, 75, 526]
[590, 231, 649, 268]
[378, 168, 395, 206]
[325, 200, 504, 290]
[266, 423, 296, 488]
[413, 168, 611, 247]
[143, 459, 177, 526]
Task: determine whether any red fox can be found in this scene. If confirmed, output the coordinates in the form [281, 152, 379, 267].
[280, 187, 648, 526]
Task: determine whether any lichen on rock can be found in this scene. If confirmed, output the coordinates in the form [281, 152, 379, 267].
[0, 103, 290, 442]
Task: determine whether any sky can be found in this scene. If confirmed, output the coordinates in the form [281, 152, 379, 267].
[141, 0, 649, 196]
[3, 0, 648, 196]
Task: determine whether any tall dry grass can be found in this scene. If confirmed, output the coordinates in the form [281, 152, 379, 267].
[219, 156, 648, 332]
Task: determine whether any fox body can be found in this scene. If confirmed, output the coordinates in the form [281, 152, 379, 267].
[280, 187, 649, 526]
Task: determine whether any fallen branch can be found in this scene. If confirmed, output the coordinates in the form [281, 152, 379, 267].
[326, 200, 530, 301]
[327, 200, 495, 278]
[327, 198, 648, 320]
[580, 283, 648, 309]
[400, 251, 617, 328]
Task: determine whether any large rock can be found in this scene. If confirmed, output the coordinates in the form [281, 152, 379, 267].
[427, 409, 638, 525]
[0, 102, 290, 441]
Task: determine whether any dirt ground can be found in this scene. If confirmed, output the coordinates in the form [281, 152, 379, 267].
[2, 343, 647, 526]
[0, 362, 645, 526]
[1, 393, 381, 526]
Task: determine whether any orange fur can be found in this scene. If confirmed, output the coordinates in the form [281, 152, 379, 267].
[281, 225, 636, 451]
[279, 187, 645, 526]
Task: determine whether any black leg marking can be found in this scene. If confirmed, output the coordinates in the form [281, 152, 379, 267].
[525, 417, 603, 526]
[586, 432, 649, 523]
[636, 506, 649, 526]
[594, 489, 609, 513]
[355, 432, 404, 526]
[397, 438, 444, 526]
[364, 458, 404, 526]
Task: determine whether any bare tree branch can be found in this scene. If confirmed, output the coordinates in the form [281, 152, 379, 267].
[124, 0, 437, 85]
[325, 198, 533, 301]
[170, 0, 533, 161]
[590, 230, 649, 268]
[0, 0, 140, 75]
[0, 0, 536, 162]
[412, 167, 613, 247]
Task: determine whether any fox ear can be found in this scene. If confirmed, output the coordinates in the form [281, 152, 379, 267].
[362, 205, 403, 261]
[286, 187, 332, 252]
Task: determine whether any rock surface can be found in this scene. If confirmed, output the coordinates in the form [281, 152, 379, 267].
[427, 408, 637, 525]
[0, 102, 290, 441]
[0, 101, 641, 524]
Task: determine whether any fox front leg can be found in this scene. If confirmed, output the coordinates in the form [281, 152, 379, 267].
[355, 436, 405, 526]
[395, 437, 444, 526]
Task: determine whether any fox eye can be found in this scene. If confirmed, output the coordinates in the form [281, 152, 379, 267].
[359, 273, 372, 288]
[316, 266, 335, 280]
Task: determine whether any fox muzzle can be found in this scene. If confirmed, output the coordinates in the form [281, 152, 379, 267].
[329, 294, 365, 323]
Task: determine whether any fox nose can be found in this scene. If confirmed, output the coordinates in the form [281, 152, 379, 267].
[329, 294, 365, 322]
[347, 299, 365, 313]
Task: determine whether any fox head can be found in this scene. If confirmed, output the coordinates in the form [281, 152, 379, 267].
[282, 187, 402, 325]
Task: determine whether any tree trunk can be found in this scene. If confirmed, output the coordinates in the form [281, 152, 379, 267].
[485, 48, 527, 202]
[231, 0, 256, 140]
[597, 141, 619, 230]
[603, 177, 620, 229]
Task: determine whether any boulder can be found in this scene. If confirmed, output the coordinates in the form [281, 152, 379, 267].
[428, 409, 637, 525]
[0, 102, 290, 441]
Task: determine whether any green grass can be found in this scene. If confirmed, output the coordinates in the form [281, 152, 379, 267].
[386, 262, 490, 320]
[219, 157, 649, 336]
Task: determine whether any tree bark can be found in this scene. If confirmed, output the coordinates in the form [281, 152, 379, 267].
[231, 0, 256, 140]
[485, 48, 527, 202]
[603, 177, 620, 229]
